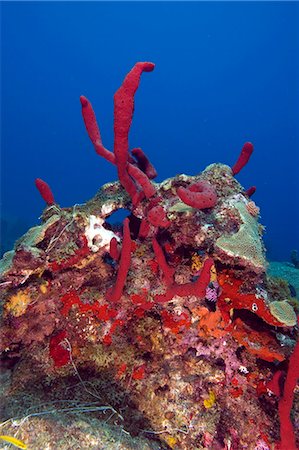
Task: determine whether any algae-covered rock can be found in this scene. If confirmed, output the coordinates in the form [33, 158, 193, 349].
[0, 250, 14, 277]
[215, 200, 266, 273]
[269, 300, 297, 326]
[268, 261, 299, 296]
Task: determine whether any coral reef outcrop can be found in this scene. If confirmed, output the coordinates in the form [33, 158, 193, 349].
[0, 63, 298, 450]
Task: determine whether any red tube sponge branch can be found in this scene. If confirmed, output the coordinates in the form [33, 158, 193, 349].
[131, 147, 157, 180]
[113, 62, 155, 202]
[245, 186, 256, 197]
[231, 142, 254, 175]
[147, 205, 171, 228]
[152, 237, 175, 285]
[35, 178, 55, 205]
[127, 164, 156, 200]
[278, 330, 299, 450]
[177, 181, 217, 209]
[106, 218, 132, 303]
[154, 258, 214, 303]
[109, 237, 120, 261]
[80, 96, 115, 164]
[80, 62, 156, 205]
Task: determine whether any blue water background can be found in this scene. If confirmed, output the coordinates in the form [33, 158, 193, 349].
[1, 1, 298, 260]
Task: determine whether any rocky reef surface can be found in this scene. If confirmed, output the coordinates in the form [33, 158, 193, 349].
[268, 261, 299, 298]
[0, 63, 298, 450]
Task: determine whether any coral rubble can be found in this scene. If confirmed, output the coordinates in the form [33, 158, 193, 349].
[0, 63, 298, 450]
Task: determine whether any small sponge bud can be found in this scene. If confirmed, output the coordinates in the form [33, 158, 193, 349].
[35, 178, 55, 205]
[232, 142, 254, 175]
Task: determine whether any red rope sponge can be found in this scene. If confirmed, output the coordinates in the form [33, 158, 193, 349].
[35, 178, 55, 205]
[109, 237, 120, 261]
[155, 257, 214, 303]
[245, 186, 256, 197]
[131, 147, 157, 179]
[113, 62, 155, 202]
[278, 327, 299, 450]
[148, 205, 171, 228]
[177, 181, 217, 209]
[127, 164, 156, 200]
[80, 63, 156, 206]
[231, 142, 254, 175]
[152, 237, 175, 285]
[106, 218, 132, 303]
[80, 96, 115, 164]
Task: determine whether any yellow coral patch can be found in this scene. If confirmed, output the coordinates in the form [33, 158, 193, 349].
[210, 264, 217, 282]
[40, 283, 48, 294]
[165, 436, 177, 448]
[204, 390, 216, 409]
[191, 253, 203, 273]
[5, 290, 31, 317]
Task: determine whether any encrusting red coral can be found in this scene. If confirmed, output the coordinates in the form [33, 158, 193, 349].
[161, 309, 191, 334]
[217, 272, 286, 327]
[194, 306, 227, 340]
[49, 330, 70, 367]
[49, 235, 90, 272]
[147, 204, 171, 228]
[231, 318, 285, 362]
[132, 364, 146, 380]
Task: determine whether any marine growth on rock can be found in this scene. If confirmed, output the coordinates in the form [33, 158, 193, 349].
[0, 62, 298, 450]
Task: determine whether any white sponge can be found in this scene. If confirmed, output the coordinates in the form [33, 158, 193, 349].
[85, 215, 119, 253]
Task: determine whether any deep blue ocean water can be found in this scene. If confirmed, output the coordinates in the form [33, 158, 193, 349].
[1, 1, 298, 261]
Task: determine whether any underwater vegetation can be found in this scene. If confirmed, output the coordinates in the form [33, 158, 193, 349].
[0, 63, 298, 450]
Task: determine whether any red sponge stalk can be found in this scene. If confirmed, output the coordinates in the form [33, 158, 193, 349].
[80, 96, 115, 164]
[278, 328, 299, 450]
[106, 218, 132, 303]
[155, 258, 214, 303]
[113, 62, 155, 202]
[131, 147, 157, 179]
[245, 186, 256, 197]
[35, 178, 55, 205]
[231, 142, 254, 175]
[80, 63, 156, 206]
